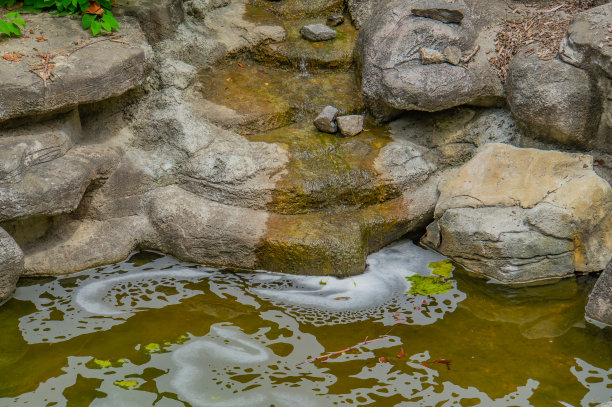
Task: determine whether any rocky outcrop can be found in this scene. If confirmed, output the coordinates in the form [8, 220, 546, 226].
[0, 14, 151, 122]
[586, 260, 612, 326]
[0, 227, 23, 304]
[559, 2, 612, 153]
[356, 0, 505, 121]
[423, 143, 612, 283]
[115, 0, 184, 42]
[506, 47, 600, 149]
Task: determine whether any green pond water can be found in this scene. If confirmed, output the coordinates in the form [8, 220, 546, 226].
[0, 240, 610, 407]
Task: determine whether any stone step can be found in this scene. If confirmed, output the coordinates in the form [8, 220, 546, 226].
[0, 14, 150, 123]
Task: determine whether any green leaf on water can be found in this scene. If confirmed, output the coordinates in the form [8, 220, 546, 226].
[93, 359, 112, 368]
[144, 342, 160, 352]
[114, 380, 138, 389]
[428, 260, 454, 278]
[405, 275, 453, 295]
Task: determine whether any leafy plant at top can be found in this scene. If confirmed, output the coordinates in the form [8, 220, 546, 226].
[0, 12, 26, 37]
[1, 0, 119, 37]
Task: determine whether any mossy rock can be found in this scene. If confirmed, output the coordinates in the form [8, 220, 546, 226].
[247, 0, 344, 19]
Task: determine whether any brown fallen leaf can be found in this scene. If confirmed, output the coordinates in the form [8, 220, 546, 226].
[237, 62, 244, 68]
[36, 36, 48, 42]
[396, 348, 405, 359]
[333, 297, 350, 301]
[29, 29, 35, 34]
[3, 52, 23, 62]
[379, 356, 389, 363]
[85, 1, 105, 15]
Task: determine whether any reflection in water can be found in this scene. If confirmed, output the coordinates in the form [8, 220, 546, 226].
[0, 240, 610, 406]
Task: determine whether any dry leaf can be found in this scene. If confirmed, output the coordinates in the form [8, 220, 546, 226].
[2, 52, 22, 62]
[36, 36, 48, 42]
[84, 1, 105, 15]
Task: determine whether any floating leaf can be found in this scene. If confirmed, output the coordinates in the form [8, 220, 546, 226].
[396, 348, 405, 359]
[405, 275, 453, 295]
[333, 296, 350, 301]
[428, 260, 454, 278]
[379, 356, 389, 363]
[114, 380, 138, 389]
[93, 359, 112, 368]
[144, 342, 160, 351]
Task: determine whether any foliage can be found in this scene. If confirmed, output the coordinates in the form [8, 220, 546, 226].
[428, 260, 454, 278]
[405, 275, 453, 296]
[0, 12, 25, 37]
[114, 380, 138, 389]
[0, 0, 119, 37]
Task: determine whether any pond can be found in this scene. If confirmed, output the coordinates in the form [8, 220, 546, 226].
[0, 240, 610, 406]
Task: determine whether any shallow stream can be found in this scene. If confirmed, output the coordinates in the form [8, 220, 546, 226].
[0, 240, 610, 406]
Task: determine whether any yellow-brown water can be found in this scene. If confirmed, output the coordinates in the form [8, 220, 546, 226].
[0, 240, 610, 406]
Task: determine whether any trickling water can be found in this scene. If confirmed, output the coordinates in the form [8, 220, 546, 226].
[0, 240, 610, 406]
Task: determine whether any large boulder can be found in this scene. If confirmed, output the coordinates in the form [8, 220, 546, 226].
[0, 14, 151, 122]
[356, 0, 505, 121]
[422, 143, 612, 283]
[586, 260, 612, 326]
[0, 227, 23, 304]
[506, 48, 600, 149]
[559, 2, 612, 153]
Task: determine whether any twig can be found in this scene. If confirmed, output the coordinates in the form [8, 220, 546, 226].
[297, 336, 390, 366]
[461, 45, 480, 64]
[67, 34, 127, 57]
[109, 39, 130, 44]
[43, 51, 49, 88]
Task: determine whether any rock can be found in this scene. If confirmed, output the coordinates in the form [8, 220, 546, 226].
[255, 19, 357, 70]
[327, 14, 345, 27]
[444, 46, 462, 65]
[0, 14, 151, 123]
[0, 145, 121, 222]
[357, 0, 504, 121]
[0, 110, 80, 184]
[412, 1, 465, 24]
[300, 24, 337, 42]
[560, 3, 612, 78]
[0, 227, 23, 304]
[586, 259, 612, 326]
[420, 48, 447, 64]
[146, 185, 269, 269]
[249, 0, 344, 18]
[559, 3, 612, 153]
[314, 105, 339, 133]
[422, 143, 612, 283]
[158, 59, 198, 89]
[22, 216, 153, 276]
[337, 115, 364, 137]
[114, 0, 184, 42]
[347, 0, 389, 28]
[506, 47, 599, 149]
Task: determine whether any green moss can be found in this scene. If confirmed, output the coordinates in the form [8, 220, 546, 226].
[429, 260, 454, 278]
[405, 275, 453, 296]
[113, 380, 138, 389]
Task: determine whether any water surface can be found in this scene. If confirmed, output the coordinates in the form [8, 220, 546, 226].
[0, 240, 610, 406]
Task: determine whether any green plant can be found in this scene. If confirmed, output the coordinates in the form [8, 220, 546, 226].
[1, 0, 119, 37]
[0, 12, 25, 37]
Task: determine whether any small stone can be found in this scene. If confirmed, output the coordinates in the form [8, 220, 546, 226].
[327, 14, 344, 27]
[444, 46, 462, 65]
[420, 48, 446, 64]
[412, 6, 464, 24]
[300, 24, 337, 42]
[314, 105, 339, 133]
[337, 115, 364, 137]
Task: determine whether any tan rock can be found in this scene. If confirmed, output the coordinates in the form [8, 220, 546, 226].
[423, 143, 612, 282]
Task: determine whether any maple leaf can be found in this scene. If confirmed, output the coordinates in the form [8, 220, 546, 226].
[2, 52, 23, 62]
[84, 1, 105, 15]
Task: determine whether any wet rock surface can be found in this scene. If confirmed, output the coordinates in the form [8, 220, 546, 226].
[314, 105, 339, 133]
[0, 227, 23, 304]
[586, 260, 612, 326]
[337, 114, 364, 136]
